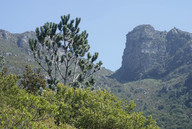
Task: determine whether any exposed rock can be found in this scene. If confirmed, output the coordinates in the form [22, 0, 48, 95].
[16, 31, 36, 48]
[17, 38, 25, 48]
[112, 25, 192, 82]
[0, 30, 36, 74]
[0, 29, 13, 39]
[5, 52, 12, 56]
[159, 86, 170, 94]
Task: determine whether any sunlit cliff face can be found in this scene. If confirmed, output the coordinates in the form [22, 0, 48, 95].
[111, 25, 192, 82]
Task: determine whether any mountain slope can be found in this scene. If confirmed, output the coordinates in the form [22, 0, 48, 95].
[0, 29, 37, 74]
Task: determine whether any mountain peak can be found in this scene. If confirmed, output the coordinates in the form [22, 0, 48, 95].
[167, 27, 192, 40]
[0, 29, 12, 39]
[126, 25, 157, 41]
[168, 27, 181, 35]
[132, 24, 155, 32]
[112, 25, 192, 82]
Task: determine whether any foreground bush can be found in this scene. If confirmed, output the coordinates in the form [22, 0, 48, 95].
[0, 72, 60, 128]
[0, 71, 74, 128]
[20, 65, 46, 94]
[52, 83, 159, 129]
[0, 71, 159, 128]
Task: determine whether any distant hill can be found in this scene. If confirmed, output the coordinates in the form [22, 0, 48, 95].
[0, 29, 37, 74]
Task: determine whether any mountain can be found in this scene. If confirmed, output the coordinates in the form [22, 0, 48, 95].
[1, 27, 192, 129]
[110, 25, 192, 129]
[111, 25, 192, 82]
[0, 29, 37, 74]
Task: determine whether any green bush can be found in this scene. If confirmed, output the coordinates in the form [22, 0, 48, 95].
[0, 72, 57, 128]
[20, 65, 46, 94]
[53, 83, 159, 129]
[0, 71, 159, 128]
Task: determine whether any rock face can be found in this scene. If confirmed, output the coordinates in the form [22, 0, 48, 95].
[112, 25, 192, 82]
[0, 29, 36, 74]
[0, 29, 36, 54]
[16, 31, 36, 48]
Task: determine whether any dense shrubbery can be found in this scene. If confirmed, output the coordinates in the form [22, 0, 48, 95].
[54, 83, 159, 128]
[0, 70, 159, 128]
[0, 70, 75, 128]
[20, 65, 46, 94]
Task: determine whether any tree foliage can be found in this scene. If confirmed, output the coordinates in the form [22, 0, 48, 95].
[20, 65, 46, 94]
[0, 71, 159, 129]
[53, 83, 159, 129]
[0, 55, 5, 71]
[29, 14, 102, 90]
[0, 71, 72, 128]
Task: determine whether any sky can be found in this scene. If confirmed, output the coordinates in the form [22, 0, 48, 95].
[1, 0, 192, 71]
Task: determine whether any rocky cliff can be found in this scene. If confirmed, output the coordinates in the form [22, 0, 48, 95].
[0, 29, 36, 53]
[0, 29, 36, 74]
[112, 25, 192, 82]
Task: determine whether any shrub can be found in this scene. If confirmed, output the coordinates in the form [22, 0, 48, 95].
[20, 65, 46, 94]
[53, 83, 159, 129]
[0, 71, 159, 128]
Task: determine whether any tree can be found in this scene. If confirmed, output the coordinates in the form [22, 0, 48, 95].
[0, 55, 5, 71]
[29, 14, 102, 90]
[20, 65, 46, 94]
[0, 72, 58, 129]
[52, 83, 159, 128]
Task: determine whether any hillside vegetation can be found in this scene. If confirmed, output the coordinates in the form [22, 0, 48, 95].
[0, 68, 159, 128]
[110, 78, 192, 129]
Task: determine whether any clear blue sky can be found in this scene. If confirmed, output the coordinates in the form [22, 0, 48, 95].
[1, 0, 192, 71]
